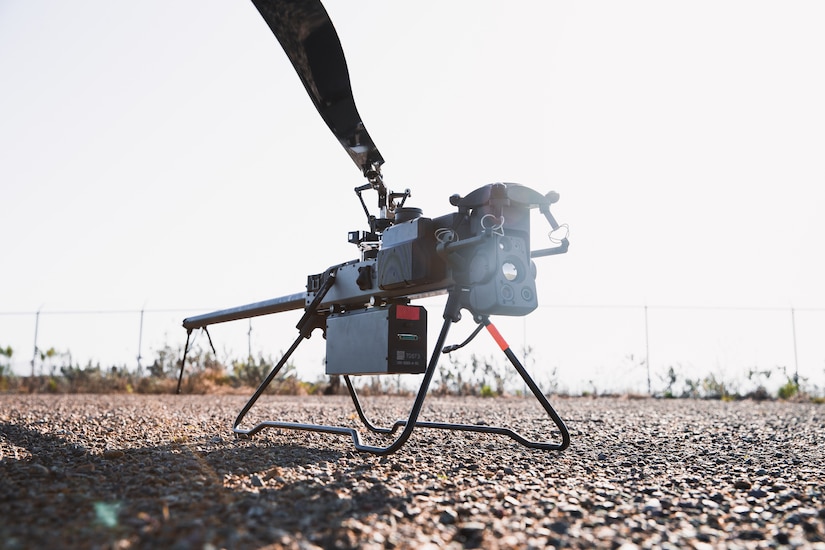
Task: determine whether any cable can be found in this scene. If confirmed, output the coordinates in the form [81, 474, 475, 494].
[442, 323, 485, 354]
[435, 227, 457, 244]
[549, 223, 569, 244]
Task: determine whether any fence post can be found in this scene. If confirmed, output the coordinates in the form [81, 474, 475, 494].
[644, 305, 651, 395]
[31, 308, 41, 377]
[790, 307, 799, 386]
[248, 319, 253, 364]
[137, 307, 145, 376]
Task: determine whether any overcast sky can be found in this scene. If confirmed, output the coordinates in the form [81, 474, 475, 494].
[1, 1, 823, 388]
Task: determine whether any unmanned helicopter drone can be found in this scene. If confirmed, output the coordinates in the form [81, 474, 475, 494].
[179, 0, 571, 455]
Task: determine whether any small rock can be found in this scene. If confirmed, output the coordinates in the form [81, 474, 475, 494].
[439, 509, 458, 524]
[29, 463, 50, 476]
[733, 479, 751, 490]
[65, 445, 87, 457]
[738, 529, 765, 540]
[774, 531, 790, 545]
[562, 505, 584, 518]
[404, 505, 421, 517]
[797, 507, 817, 518]
[250, 475, 263, 487]
[103, 449, 125, 459]
[503, 495, 520, 506]
[263, 467, 283, 481]
[594, 526, 617, 539]
[801, 521, 818, 534]
[456, 521, 485, 537]
[643, 498, 662, 513]
[548, 521, 569, 535]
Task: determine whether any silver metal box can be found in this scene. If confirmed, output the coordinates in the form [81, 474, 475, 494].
[325, 304, 427, 375]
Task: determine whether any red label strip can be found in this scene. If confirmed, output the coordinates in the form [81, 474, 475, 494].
[395, 305, 420, 321]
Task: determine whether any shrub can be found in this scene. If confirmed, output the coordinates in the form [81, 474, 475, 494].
[778, 380, 799, 400]
[0, 345, 12, 391]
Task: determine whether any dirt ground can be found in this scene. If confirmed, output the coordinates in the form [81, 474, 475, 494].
[1, 394, 823, 549]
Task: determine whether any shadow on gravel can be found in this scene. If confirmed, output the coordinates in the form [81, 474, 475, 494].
[0, 422, 407, 548]
[6, 397, 825, 549]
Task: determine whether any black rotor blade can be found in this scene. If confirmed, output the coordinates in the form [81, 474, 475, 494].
[250, 0, 384, 175]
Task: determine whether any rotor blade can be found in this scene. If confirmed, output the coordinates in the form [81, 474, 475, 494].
[250, 0, 384, 175]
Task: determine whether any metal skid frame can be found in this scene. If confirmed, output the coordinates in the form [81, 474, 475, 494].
[219, 289, 569, 455]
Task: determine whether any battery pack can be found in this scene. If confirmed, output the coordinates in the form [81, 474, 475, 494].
[325, 304, 427, 375]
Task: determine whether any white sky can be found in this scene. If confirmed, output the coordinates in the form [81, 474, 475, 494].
[1, 1, 824, 390]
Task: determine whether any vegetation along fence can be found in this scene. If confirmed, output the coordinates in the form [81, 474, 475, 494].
[1, 302, 823, 398]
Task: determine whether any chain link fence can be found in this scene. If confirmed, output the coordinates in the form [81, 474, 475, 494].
[2, 303, 823, 396]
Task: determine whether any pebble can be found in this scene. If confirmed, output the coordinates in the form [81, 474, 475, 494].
[733, 479, 751, 490]
[102, 449, 125, 459]
[29, 463, 50, 476]
[439, 509, 458, 524]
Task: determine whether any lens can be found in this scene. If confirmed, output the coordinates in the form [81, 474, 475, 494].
[502, 262, 518, 281]
[501, 285, 514, 300]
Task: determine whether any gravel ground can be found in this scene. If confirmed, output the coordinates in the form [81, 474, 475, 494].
[1, 394, 823, 549]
